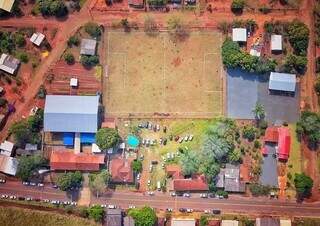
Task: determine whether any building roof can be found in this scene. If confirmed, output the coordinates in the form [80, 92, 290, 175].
[105, 209, 122, 226]
[256, 218, 280, 226]
[0, 155, 18, 176]
[271, 35, 282, 51]
[0, 0, 15, 12]
[128, 0, 144, 7]
[101, 118, 116, 129]
[171, 218, 196, 226]
[172, 175, 208, 191]
[208, 220, 221, 226]
[110, 156, 134, 183]
[44, 95, 99, 133]
[277, 127, 290, 160]
[221, 220, 239, 226]
[0, 140, 14, 157]
[124, 216, 135, 226]
[25, 143, 38, 151]
[264, 127, 279, 143]
[50, 151, 105, 171]
[269, 72, 296, 92]
[30, 32, 45, 46]
[215, 169, 225, 188]
[224, 164, 245, 192]
[280, 219, 291, 226]
[80, 39, 97, 56]
[166, 164, 183, 179]
[0, 53, 20, 75]
[70, 78, 78, 87]
[232, 28, 247, 42]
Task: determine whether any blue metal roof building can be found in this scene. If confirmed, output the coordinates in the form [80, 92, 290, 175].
[269, 72, 296, 92]
[44, 95, 99, 133]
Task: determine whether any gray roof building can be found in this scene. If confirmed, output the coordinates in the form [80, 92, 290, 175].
[271, 35, 282, 51]
[269, 72, 296, 92]
[256, 218, 280, 226]
[0, 53, 20, 75]
[124, 216, 135, 226]
[105, 209, 122, 226]
[44, 95, 99, 133]
[232, 28, 247, 42]
[216, 164, 245, 193]
[80, 38, 97, 56]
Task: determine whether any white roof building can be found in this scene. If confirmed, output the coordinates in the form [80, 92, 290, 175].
[0, 155, 18, 176]
[0, 140, 14, 157]
[171, 218, 196, 226]
[271, 35, 282, 51]
[80, 39, 97, 56]
[232, 28, 247, 42]
[30, 32, 45, 46]
[0, 53, 20, 75]
[70, 78, 78, 87]
[280, 219, 291, 226]
[269, 72, 296, 92]
[222, 220, 239, 226]
[92, 143, 102, 153]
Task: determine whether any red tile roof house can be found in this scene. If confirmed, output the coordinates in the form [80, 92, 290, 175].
[50, 151, 105, 171]
[166, 164, 184, 179]
[170, 175, 209, 192]
[110, 156, 135, 184]
[262, 126, 291, 161]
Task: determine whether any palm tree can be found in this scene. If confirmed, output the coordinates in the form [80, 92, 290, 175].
[252, 102, 265, 122]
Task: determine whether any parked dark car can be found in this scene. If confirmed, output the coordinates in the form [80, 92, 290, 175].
[179, 208, 187, 212]
[151, 160, 158, 165]
[212, 209, 221, 214]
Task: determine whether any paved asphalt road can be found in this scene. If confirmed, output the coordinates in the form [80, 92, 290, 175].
[1, 181, 320, 218]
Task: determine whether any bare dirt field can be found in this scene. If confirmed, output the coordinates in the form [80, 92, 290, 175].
[104, 31, 223, 118]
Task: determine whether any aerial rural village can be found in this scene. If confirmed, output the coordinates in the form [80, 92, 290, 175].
[0, 0, 319, 225]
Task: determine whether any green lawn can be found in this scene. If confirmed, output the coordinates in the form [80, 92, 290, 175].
[0, 207, 100, 226]
[287, 124, 302, 180]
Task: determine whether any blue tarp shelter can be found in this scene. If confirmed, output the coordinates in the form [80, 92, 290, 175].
[63, 132, 75, 146]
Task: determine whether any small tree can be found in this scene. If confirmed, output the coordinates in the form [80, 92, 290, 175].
[231, 0, 245, 14]
[217, 21, 229, 35]
[242, 125, 256, 142]
[294, 173, 313, 200]
[84, 22, 102, 38]
[200, 215, 209, 226]
[88, 205, 104, 222]
[128, 206, 157, 226]
[167, 16, 189, 42]
[95, 128, 120, 151]
[57, 171, 83, 191]
[252, 102, 265, 125]
[17, 52, 29, 63]
[14, 33, 26, 47]
[89, 170, 110, 197]
[132, 159, 143, 173]
[144, 15, 158, 36]
[67, 35, 80, 47]
[80, 55, 99, 68]
[228, 148, 241, 163]
[64, 52, 75, 65]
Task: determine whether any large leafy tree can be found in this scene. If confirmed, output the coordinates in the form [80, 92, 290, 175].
[296, 111, 320, 147]
[87, 205, 104, 222]
[132, 159, 143, 173]
[128, 206, 157, 226]
[179, 150, 200, 176]
[84, 22, 102, 38]
[16, 154, 47, 181]
[294, 173, 313, 200]
[89, 170, 110, 197]
[95, 128, 120, 151]
[57, 171, 83, 191]
[287, 20, 309, 56]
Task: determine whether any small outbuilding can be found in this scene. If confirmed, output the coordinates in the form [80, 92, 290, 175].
[269, 72, 296, 94]
[0, 155, 18, 176]
[0, 140, 14, 157]
[221, 220, 239, 226]
[0, 53, 20, 75]
[232, 28, 247, 42]
[171, 218, 196, 226]
[80, 38, 97, 56]
[70, 78, 78, 87]
[271, 35, 282, 52]
[0, 0, 15, 12]
[128, 0, 144, 8]
[30, 32, 46, 46]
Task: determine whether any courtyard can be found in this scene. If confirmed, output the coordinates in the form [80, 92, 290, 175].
[104, 31, 223, 118]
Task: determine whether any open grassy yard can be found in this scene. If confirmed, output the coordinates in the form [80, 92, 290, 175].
[0, 207, 99, 226]
[104, 31, 223, 118]
[287, 124, 302, 177]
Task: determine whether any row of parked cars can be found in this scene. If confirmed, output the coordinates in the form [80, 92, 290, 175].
[170, 192, 226, 199]
[0, 194, 76, 206]
[138, 122, 166, 133]
[22, 181, 44, 187]
[167, 208, 221, 214]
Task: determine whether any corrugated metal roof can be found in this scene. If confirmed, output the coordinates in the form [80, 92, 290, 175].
[269, 72, 296, 92]
[232, 28, 247, 42]
[271, 35, 282, 51]
[171, 218, 196, 226]
[80, 39, 97, 56]
[44, 95, 99, 133]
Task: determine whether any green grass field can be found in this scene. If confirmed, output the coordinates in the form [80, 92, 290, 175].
[287, 124, 302, 178]
[0, 207, 100, 226]
[104, 31, 223, 118]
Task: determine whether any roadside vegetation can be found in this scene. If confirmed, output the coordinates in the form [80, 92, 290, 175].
[89, 170, 110, 197]
[0, 206, 100, 226]
[296, 111, 320, 148]
[128, 206, 157, 226]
